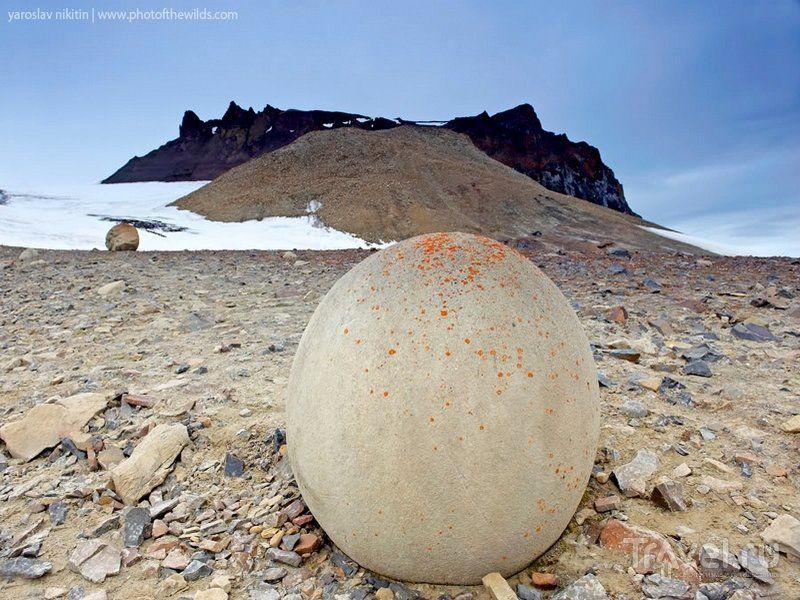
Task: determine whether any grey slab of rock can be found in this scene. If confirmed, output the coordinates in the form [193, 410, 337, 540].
[516, 584, 542, 600]
[641, 573, 692, 599]
[181, 312, 215, 332]
[760, 513, 800, 558]
[731, 322, 775, 342]
[698, 544, 740, 576]
[262, 566, 287, 582]
[224, 453, 245, 477]
[389, 582, 421, 600]
[281, 532, 300, 551]
[83, 514, 120, 539]
[683, 360, 713, 377]
[265, 547, 301, 567]
[122, 506, 152, 547]
[0, 557, 52, 579]
[737, 545, 773, 584]
[48, 500, 67, 525]
[149, 497, 180, 519]
[330, 549, 358, 576]
[182, 559, 212, 581]
[248, 586, 280, 600]
[620, 400, 649, 418]
[612, 449, 658, 497]
[552, 574, 608, 599]
[651, 480, 687, 511]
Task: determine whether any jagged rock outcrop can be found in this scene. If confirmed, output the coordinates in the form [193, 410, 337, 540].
[444, 104, 631, 214]
[103, 101, 632, 214]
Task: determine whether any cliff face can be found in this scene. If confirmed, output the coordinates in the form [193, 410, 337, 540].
[444, 105, 631, 214]
[103, 101, 633, 214]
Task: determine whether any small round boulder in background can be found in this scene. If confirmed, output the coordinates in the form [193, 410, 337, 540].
[105, 222, 139, 251]
[286, 232, 600, 584]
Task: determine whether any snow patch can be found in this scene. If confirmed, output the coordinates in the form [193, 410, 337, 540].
[640, 226, 738, 256]
[0, 182, 385, 251]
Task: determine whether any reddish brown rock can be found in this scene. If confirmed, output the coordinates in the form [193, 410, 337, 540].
[294, 533, 321, 555]
[530, 572, 557, 588]
[609, 306, 628, 325]
[599, 519, 699, 584]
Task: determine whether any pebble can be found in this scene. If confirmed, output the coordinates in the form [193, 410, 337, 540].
[594, 495, 621, 513]
[48, 500, 68, 525]
[182, 559, 213, 581]
[265, 547, 302, 567]
[515, 585, 541, 600]
[683, 359, 712, 377]
[263, 566, 287, 582]
[620, 400, 648, 419]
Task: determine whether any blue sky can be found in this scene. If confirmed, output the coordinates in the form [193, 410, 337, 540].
[1, 1, 798, 254]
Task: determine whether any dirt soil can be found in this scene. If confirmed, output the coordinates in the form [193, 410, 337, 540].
[171, 126, 701, 255]
[0, 244, 798, 599]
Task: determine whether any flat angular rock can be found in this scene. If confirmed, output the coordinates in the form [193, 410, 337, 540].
[697, 544, 740, 576]
[760, 514, 800, 558]
[111, 423, 189, 504]
[0, 557, 52, 579]
[182, 558, 212, 581]
[651, 480, 686, 511]
[224, 453, 244, 477]
[48, 500, 68, 525]
[265, 547, 302, 567]
[482, 572, 517, 600]
[96, 280, 125, 298]
[641, 574, 691, 599]
[594, 495, 620, 513]
[516, 584, 542, 600]
[612, 449, 658, 497]
[731, 322, 775, 342]
[263, 566, 287, 582]
[683, 360, 712, 377]
[68, 539, 121, 583]
[737, 545, 773, 584]
[620, 400, 648, 418]
[551, 574, 608, 599]
[599, 519, 699, 584]
[780, 415, 800, 433]
[123, 506, 152, 547]
[0, 393, 107, 461]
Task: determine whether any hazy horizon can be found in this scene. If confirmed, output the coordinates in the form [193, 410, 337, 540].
[1, 1, 798, 255]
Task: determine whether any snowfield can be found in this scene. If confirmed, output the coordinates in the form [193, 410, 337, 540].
[0, 182, 384, 251]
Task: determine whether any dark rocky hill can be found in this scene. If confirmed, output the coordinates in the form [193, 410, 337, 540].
[103, 101, 632, 214]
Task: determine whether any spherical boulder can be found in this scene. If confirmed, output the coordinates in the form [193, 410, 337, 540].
[105, 222, 139, 251]
[286, 232, 600, 584]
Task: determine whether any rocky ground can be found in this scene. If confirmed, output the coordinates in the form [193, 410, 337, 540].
[0, 244, 798, 600]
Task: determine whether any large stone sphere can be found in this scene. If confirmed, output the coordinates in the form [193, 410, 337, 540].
[105, 222, 139, 251]
[286, 232, 600, 584]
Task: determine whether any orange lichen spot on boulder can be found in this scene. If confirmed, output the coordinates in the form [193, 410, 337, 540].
[343, 328, 349, 335]
[479, 424, 485, 431]
[548, 372, 559, 380]
[382, 391, 389, 398]
[440, 309, 448, 317]
[464, 338, 471, 344]
[388, 348, 397, 356]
